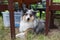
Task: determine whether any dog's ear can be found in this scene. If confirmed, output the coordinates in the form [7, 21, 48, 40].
[32, 10, 39, 16]
[22, 9, 28, 16]
[23, 8, 28, 13]
[31, 9, 34, 12]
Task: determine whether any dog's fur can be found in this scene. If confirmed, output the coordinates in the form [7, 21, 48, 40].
[16, 9, 45, 39]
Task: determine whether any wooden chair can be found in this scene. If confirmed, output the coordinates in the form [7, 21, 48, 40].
[15, 0, 40, 8]
[8, 0, 39, 40]
[0, 0, 40, 40]
[45, 0, 60, 35]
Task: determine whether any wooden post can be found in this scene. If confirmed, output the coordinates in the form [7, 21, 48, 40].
[17, 0, 23, 8]
[0, 0, 2, 5]
[50, 11, 54, 28]
[8, 0, 15, 40]
[45, 0, 51, 35]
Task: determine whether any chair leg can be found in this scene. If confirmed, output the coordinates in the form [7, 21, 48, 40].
[45, 10, 51, 35]
[8, 0, 15, 40]
[50, 11, 58, 29]
[49, 11, 54, 28]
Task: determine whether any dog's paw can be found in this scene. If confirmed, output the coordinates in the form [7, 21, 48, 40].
[16, 34, 19, 38]
[16, 33, 26, 38]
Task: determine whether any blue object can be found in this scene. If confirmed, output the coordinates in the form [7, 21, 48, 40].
[15, 24, 20, 28]
[2, 10, 23, 28]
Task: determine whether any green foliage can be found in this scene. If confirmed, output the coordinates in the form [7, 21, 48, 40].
[56, 11, 60, 14]
[53, 0, 60, 3]
[41, 11, 46, 20]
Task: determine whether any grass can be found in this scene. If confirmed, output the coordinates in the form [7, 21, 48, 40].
[0, 14, 60, 40]
[0, 16, 11, 40]
[0, 16, 45, 40]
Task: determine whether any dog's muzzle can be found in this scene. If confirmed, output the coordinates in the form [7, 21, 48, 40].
[27, 18, 30, 21]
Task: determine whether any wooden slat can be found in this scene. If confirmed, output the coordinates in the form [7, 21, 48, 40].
[0, 5, 8, 11]
[49, 11, 55, 28]
[50, 5, 60, 10]
[23, 0, 39, 8]
[53, 2, 60, 4]
[8, 0, 15, 40]
[54, 14, 60, 16]
[14, 0, 39, 8]
[45, 0, 50, 35]
[54, 16, 60, 19]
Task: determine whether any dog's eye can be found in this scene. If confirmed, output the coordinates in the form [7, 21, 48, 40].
[30, 14, 32, 17]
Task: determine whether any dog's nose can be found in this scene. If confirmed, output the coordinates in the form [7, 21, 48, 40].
[27, 18, 30, 21]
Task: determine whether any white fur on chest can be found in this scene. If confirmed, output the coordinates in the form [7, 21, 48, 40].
[19, 21, 34, 32]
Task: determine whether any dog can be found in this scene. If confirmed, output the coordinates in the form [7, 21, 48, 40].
[16, 9, 36, 38]
[16, 9, 45, 39]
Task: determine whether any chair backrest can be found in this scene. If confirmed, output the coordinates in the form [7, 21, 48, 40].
[16, 0, 39, 8]
[0, 0, 40, 11]
[0, 5, 8, 11]
[47, 0, 60, 6]
[0, 0, 8, 11]
[46, 0, 60, 10]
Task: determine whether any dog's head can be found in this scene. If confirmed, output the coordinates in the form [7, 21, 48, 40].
[22, 9, 35, 22]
